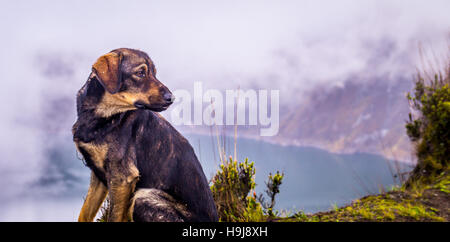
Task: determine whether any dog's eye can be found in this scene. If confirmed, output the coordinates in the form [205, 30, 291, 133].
[135, 70, 146, 78]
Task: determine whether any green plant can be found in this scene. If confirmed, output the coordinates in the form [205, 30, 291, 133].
[405, 66, 450, 187]
[257, 171, 285, 217]
[210, 157, 264, 221]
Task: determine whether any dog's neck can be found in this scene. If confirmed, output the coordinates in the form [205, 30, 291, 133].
[77, 77, 136, 118]
[76, 77, 105, 115]
[73, 78, 130, 143]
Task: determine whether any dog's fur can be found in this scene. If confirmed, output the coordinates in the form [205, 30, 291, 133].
[73, 48, 218, 222]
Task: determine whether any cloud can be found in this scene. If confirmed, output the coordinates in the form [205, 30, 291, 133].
[0, 0, 448, 199]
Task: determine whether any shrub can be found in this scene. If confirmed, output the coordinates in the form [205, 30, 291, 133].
[257, 171, 284, 217]
[405, 63, 450, 187]
[210, 157, 265, 221]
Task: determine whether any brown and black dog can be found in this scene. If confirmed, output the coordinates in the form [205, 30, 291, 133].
[72, 48, 218, 222]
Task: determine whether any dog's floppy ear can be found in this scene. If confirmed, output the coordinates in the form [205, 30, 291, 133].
[92, 52, 123, 94]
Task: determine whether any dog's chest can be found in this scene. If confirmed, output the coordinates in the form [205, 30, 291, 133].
[76, 141, 108, 171]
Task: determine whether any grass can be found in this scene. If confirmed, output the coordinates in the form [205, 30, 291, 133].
[276, 170, 449, 222]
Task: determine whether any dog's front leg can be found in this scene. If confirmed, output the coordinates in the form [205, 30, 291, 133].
[108, 164, 140, 222]
[78, 172, 108, 222]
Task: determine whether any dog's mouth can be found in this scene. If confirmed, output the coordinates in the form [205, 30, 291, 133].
[134, 101, 172, 112]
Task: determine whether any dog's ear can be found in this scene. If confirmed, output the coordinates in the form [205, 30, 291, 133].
[92, 52, 123, 94]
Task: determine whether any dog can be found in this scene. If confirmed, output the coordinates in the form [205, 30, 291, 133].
[72, 48, 218, 222]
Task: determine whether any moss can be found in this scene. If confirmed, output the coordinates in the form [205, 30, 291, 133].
[283, 170, 449, 222]
[432, 172, 450, 194]
[285, 185, 447, 222]
[408, 170, 450, 195]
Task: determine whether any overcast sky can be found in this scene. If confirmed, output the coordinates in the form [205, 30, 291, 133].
[1, 0, 449, 91]
[0, 0, 449, 199]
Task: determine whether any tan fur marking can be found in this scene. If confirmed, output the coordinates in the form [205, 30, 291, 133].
[129, 189, 193, 222]
[109, 186, 131, 221]
[108, 163, 140, 222]
[128, 188, 150, 221]
[127, 164, 140, 184]
[77, 142, 108, 170]
[95, 92, 137, 117]
[109, 180, 138, 221]
[148, 86, 161, 97]
[119, 91, 155, 104]
[93, 87, 164, 118]
[98, 88, 161, 112]
[78, 172, 108, 222]
[132, 63, 148, 73]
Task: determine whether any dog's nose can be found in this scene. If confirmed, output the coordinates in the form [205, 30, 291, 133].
[163, 92, 175, 103]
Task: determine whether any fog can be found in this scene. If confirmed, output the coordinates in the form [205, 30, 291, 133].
[0, 0, 449, 212]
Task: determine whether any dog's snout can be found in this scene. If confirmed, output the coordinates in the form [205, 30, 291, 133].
[163, 92, 175, 103]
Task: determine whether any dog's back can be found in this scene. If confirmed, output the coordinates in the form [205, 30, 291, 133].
[128, 109, 218, 221]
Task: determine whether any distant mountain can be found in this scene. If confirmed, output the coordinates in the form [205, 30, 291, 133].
[260, 77, 413, 162]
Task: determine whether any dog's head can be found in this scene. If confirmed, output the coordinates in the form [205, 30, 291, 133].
[91, 48, 174, 114]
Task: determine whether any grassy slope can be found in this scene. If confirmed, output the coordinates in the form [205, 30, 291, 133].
[279, 171, 449, 222]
